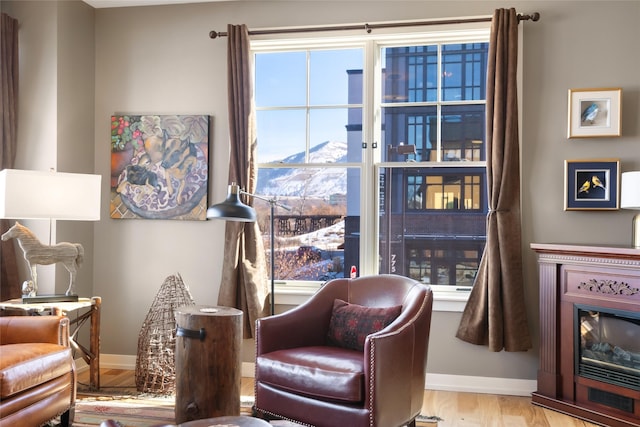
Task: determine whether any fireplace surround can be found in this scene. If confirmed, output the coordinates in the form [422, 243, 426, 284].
[531, 243, 640, 427]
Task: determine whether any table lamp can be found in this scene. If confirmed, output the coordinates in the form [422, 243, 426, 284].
[620, 171, 640, 248]
[0, 169, 101, 301]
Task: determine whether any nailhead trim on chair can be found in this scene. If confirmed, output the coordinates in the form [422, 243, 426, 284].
[257, 408, 314, 427]
[367, 288, 430, 427]
[368, 338, 376, 427]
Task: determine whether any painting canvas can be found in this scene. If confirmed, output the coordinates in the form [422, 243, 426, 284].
[110, 115, 210, 220]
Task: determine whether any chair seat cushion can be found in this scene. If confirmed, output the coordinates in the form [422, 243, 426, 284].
[256, 346, 365, 403]
[0, 343, 73, 398]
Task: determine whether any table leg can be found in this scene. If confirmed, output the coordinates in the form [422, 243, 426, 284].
[90, 297, 101, 390]
[55, 298, 101, 390]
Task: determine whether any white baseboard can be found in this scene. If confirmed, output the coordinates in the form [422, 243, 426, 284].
[94, 355, 535, 397]
[100, 353, 138, 370]
[425, 373, 535, 397]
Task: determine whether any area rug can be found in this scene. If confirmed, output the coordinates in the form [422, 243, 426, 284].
[69, 394, 261, 427]
[73, 394, 176, 427]
[69, 393, 439, 426]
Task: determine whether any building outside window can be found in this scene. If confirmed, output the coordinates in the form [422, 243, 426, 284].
[252, 27, 490, 295]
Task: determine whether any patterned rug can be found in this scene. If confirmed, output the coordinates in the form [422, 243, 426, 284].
[65, 393, 439, 426]
[73, 394, 176, 427]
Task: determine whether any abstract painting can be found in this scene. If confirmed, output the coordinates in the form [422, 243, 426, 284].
[110, 114, 210, 220]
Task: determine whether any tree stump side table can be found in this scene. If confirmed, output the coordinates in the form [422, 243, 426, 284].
[175, 305, 243, 424]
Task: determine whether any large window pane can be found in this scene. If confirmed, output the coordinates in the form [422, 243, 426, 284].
[310, 108, 361, 163]
[257, 110, 306, 163]
[255, 51, 307, 106]
[310, 49, 363, 105]
[441, 43, 488, 101]
[378, 166, 486, 286]
[441, 104, 485, 162]
[255, 47, 364, 283]
[382, 45, 438, 103]
[382, 106, 437, 162]
[256, 167, 359, 281]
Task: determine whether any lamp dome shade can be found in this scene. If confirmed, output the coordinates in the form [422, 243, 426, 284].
[206, 184, 257, 222]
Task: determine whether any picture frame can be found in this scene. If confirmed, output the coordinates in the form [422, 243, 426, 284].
[564, 158, 620, 211]
[567, 88, 622, 138]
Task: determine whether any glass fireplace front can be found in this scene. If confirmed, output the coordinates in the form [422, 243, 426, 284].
[576, 305, 640, 391]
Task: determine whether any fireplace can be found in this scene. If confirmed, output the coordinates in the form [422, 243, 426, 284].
[531, 243, 640, 427]
[576, 305, 640, 413]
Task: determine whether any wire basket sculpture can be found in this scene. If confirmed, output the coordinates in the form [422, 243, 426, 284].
[135, 272, 195, 394]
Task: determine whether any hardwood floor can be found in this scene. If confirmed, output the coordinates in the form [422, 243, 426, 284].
[78, 369, 600, 426]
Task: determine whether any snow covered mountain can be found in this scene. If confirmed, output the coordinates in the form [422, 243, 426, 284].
[256, 140, 348, 197]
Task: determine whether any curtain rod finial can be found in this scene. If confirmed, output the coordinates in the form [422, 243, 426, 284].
[518, 12, 541, 22]
[209, 30, 220, 39]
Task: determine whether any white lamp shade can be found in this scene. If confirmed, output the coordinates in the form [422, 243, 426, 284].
[621, 171, 640, 210]
[0, 169, 101, 220]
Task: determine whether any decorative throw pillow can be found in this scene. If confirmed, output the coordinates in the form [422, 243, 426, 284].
[326, 299, 402, 351]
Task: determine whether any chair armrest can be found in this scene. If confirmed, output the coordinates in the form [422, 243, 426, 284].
[0, 315, 70, 347]
[364, 289, 433, 417]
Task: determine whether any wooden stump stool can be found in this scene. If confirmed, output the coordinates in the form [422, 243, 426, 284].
[175, 305, 243, 423]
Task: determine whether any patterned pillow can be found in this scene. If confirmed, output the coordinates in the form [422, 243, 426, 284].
[326, 299, 402, 351]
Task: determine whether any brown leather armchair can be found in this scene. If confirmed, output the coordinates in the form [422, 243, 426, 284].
[254, 274, 433, 427]
[0, 315, 76, 427]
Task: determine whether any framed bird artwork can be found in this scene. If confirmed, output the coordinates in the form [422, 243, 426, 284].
[565, 159, 620, 210]
[567, 88, 622, 138]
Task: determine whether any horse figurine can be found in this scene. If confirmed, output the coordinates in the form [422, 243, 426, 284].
[1, 221, 84, 296]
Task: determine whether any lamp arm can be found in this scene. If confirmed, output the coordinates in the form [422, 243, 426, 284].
[238, 189, 292, 211]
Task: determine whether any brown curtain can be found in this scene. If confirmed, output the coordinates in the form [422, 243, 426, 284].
[0, 12, 21, 302]
[217, 24, 269, 338]
[456, 8, 531, 352]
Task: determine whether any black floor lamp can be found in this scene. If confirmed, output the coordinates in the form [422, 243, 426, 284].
[207, 183, 289, 315]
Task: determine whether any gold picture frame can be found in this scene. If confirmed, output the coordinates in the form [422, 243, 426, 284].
[567, 88, 622, 138]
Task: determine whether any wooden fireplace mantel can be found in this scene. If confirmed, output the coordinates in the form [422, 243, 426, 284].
[531, 243, 640, 427]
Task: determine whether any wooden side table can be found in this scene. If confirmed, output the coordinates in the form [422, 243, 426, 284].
[0, 296, 101, 390]
[175, 305, 243, 423]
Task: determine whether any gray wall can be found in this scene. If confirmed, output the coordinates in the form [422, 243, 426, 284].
[1, 1, 96, 296]
[3, 0, 639, 382]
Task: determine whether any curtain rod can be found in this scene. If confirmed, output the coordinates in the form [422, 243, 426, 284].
[209, 12, 539, 39]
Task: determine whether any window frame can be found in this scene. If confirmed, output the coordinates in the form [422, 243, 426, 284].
[251, 22, 521, 311]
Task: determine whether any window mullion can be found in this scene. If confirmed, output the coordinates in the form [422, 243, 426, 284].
[360, 39, 379, 276]
[305, 50, 311, 163]
[436, 44, 443, 163]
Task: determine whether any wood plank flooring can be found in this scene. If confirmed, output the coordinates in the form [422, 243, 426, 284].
[78, 369, 601, 426]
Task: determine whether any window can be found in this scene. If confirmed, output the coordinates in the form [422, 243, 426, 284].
[252, 26, 490, 298]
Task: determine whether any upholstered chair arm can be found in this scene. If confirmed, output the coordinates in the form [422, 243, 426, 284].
[256, 280, 349, 355]
[363, 291, 432, 426]
[0, 315, 70, 347]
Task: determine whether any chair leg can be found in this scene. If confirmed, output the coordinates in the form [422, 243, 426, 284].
[252, 406, 281, 422]
[59, 409, 70, 427]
